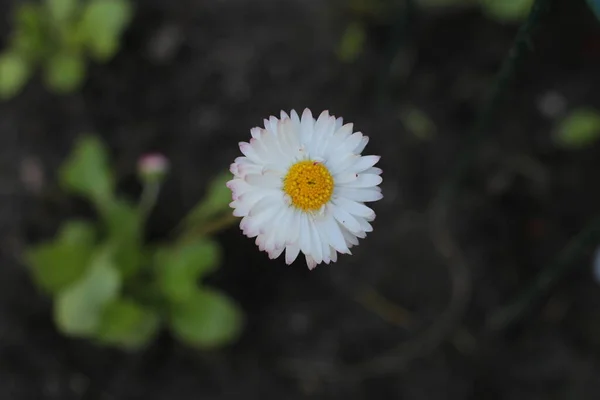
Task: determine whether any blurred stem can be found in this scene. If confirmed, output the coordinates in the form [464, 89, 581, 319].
[438, 0, 550, 200]
[139, 181, 161, 219]
[487, 215, 600, 332]
[355, 286, 413, 328]
[428, 0, 555, 334]
[180, 214, 238, 242]
[426, 0, 551, 339]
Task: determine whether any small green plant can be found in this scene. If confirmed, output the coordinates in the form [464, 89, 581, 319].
[0, 0, 133, 99]
[25, 136, 243, 350]
[554, 108, 600, 150]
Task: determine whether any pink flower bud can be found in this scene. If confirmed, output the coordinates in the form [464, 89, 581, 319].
[138, 153, 169, 182]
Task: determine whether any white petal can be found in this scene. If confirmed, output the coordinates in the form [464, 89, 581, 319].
[364, 167, 382, 175]
[346, 155, 381, 173]
[239, 142, 262, 164]
[285, 244, 300, 265]
[327, 154, 360, 176]
[306, 255, 317, 270]
[357, 217, 373, 233]
[333, 197, 376, 220]
[319, 212, 350, 254]
[300, 108, 314, 145]
[245, 172, 281, 189]
[290, 109, 300, 122]
[342, 174, 383, 188]
[298, 214, 312, 255]
[335, 187, 383, 203]
[330, 203, 363, 234]
[308, 218, 323, 264]
[340, 132, 363, 154]
[342, 227, 361, 245]
[248, 193, 282, 216]
[286, 209, 301, 245]
[353, 136, 369, 154]
[334, 172, 359, 185]
[269, 246, 285, 260]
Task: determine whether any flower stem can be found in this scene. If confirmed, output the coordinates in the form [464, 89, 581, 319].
[179, 214, 239, 242]
[487, 215, 600, 332]
[139, 181, 161, 219]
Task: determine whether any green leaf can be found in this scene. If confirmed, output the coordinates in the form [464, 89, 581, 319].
[0, 52, 31, 100]
[15, 4, 44, 32]
[12, 4, 47, 59]
[55, 248, 121, 336]
[155, 239, 221, 303]
[480, 0, 534, 22]
[97, 298, 160, 349]
[26, 220, 96, 294]
[103, 199, 143, 278]
[399, 107, 437, 141]
[169, 289, 243, 348]
[79, 0, 133, 61]
[587, 0, 600, 21]
[59, 135, 114, 206]
[185, 172, 233, 226]
[43, 52, 86, 93]
[46, 0, 78, 25]
[554, 108, 600, 149]
[337, 22, 366, 63]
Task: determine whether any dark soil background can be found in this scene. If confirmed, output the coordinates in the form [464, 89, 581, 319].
[2, 0, 600, 398]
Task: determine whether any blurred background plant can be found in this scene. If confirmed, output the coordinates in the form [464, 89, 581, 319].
[554, 108, 600, 150]
[338, 0, 535, 63]
[0, 0, 132, 99]
[24, 135, 242, 350]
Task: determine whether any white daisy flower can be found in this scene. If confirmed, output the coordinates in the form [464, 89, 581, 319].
[227, 109, 383, 270]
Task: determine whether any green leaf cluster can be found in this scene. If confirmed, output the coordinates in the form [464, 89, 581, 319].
[0, 0, 133, 99]
[25, 135, 242, 351]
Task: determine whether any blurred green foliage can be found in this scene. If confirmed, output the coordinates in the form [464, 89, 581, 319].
[337, 22, 367, 63]
[416, 0, 533, 21]
[184, 171, 235, 226]
[25, 135, 243, 350]
[399, 107, 437, 141]
[554, 108, 600, 150]
[0, 0, 133, 100]
[479, 0, 534, 21]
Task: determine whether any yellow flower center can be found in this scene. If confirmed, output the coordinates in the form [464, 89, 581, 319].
[283, 160, 334, 211]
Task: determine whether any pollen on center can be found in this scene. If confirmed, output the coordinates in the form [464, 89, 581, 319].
[283, 160, 334, 211]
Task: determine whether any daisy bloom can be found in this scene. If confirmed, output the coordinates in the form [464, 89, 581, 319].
[227, 109, 382, 270]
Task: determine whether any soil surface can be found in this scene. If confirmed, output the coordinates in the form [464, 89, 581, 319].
[2, 0, 600, 399]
